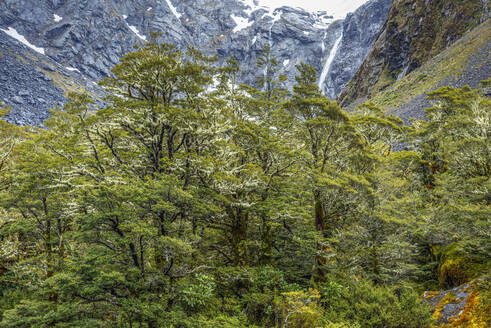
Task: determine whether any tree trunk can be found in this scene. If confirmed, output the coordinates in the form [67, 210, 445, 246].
[230, 209, 248, 266]
[313, 193, 328, 282]
[260, 218, 272, 265]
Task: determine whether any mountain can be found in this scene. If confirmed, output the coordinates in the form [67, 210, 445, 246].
[368, 20, 490, 123]
[0, 0, 392, 126]
[338, 0, 490, 119]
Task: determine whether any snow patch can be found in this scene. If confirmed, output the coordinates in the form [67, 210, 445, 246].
[165, 0, 182, 19]
[65, 66, 80, 73]
[241, 1, 357, 19]
[231, 15, 253, 33]
[252, 35, 257, 44]
[0, 27, 45, 55]
[121, 15, 146, 41]
[269, 10, 282, 23]
[303, 31, 310, 36]
[240, 0, 259, 16]
[241, 0, 282, 23]
[283, 59, 289, 66]
[54, 14, 62, 22]
[147, 7, 152, 11]
[127, 25, 147, 41]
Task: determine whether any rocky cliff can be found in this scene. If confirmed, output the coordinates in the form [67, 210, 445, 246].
[338, 0, 489, 108]
[0, 0, 392, 126]
[325, 0, 393, 99]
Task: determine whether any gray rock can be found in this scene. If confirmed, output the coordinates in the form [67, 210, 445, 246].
[0, 0, 393, 125]
[12, 95, 24, 104]
[424, 284, 472, 324]
[0, 30, 104, 126]
[42, 64, 55, 71]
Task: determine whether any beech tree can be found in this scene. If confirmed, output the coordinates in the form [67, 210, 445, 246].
[5, 42, 483, 327]
[283, 63, 368, 282]
[407, 85, 490, 288]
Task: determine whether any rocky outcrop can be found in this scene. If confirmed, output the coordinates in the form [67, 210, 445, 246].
[390, 20, 491, 123]
[339, 0, 488, 107]
[423, 283, 490, 327]
[0, 0, 392, 126]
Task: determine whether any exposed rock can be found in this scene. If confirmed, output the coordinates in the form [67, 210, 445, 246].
[0, 30, 104, 126]
[324, 0, 392, 98]
[384, 20, 489, 124]
[12, 96, 24, 104]
[0, 0, 392, 126]
[339, 0, 487, 107]
[423, 283, 489, 326]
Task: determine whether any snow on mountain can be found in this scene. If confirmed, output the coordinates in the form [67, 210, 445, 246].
[0, 27, 45, 55]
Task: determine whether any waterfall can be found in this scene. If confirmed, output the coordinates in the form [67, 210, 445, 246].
[318, 33, 343, 95]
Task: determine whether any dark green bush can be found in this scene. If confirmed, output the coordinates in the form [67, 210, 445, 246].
[321, 279, 434, 328]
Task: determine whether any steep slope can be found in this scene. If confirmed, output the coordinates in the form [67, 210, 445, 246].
[0, 0, 392, 126]
[0, 30, 104, 126]
[338, 0, 489, 108]
[377, 20, 490, 123]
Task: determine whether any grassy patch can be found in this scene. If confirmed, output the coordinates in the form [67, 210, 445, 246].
[42, 69, 87, 96]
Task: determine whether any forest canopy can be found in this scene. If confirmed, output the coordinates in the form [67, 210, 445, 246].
[0, 42, 489, 328]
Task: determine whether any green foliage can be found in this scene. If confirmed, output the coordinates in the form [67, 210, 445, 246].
[407, 85, 490, 289]
[179, 274, 216, 308]
[1, 41, 487, 327]
[322, 279, 434, 328]
[281, 289, 322, 328]
[438, 242, 488, 289]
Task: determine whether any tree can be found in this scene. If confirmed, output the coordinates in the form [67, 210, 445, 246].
[407, 85, 490, 288]
[283, 63, 367, 282]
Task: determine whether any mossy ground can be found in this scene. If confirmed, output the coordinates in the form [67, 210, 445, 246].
[437, 243, 487, 289]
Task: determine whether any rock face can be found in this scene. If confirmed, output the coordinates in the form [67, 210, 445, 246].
[390, 20, 491, 123]
[339, 0, 489, 107]
[0, 0, 392, 126]
[324, 0, 392, 98]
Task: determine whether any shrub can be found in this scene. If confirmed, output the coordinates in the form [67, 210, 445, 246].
[282, 289, 322, 328]
[321, 279, 433, 328]
[179, 274, 216, 309]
